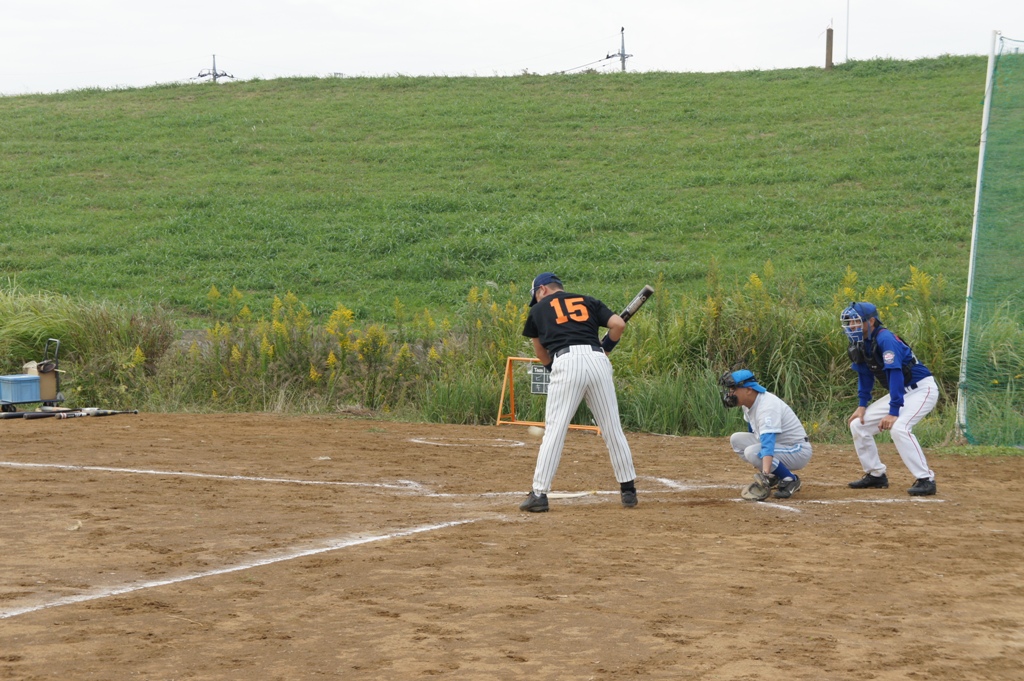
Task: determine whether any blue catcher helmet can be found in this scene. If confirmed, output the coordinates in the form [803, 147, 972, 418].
[840, 302, 878, 343]
[718, 369, 766, 408]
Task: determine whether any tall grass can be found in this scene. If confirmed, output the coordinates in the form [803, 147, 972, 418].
[2, 266, 978, 446]
[1, 284, 176, 409]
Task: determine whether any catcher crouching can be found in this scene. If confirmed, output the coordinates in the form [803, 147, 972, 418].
[719, 370, 813, 501]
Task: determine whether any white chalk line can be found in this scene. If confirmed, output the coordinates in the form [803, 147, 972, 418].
[647, 476, 947, 514]
[800, 498, 946, 505]
[409, 437, 525, 448]
[733, 499, 804, 513]
[4, 463, 939, 509]
[0, 518, 482, 621]
[0, 461, 424, 491]
[649, 476, 736, 491]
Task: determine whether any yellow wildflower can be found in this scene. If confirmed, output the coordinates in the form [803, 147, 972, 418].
[260, 335, 274, 359]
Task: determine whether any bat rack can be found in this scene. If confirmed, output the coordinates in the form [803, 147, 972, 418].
[496, 356, 601, 433]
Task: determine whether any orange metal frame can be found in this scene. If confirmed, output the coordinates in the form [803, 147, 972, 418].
[496, 356, 600, 433]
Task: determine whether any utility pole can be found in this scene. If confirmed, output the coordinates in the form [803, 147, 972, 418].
[198, 55, 234, 83]
[606, 27, 633, 72]
[826, 27, 834, 70]
[846, 0, 850, 61]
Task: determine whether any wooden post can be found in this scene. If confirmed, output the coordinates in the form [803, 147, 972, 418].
[826, 28, 834, 70]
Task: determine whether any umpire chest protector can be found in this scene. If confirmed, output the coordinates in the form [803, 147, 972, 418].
[847, 327, 917, 383]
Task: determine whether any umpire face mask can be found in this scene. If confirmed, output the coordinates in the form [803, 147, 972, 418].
[841, 302, 878, 344]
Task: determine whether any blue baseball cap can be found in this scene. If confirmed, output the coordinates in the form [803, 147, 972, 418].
[529, 272, 562, 307]
[841, 302, 879, 342]
[730, 369, 766, 393]
[848, 302, 878, 321]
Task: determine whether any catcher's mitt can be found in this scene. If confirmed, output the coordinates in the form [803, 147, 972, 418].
[740, 472, 778, 501]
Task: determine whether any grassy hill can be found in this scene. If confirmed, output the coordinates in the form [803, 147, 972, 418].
[0, 56, 985, 322]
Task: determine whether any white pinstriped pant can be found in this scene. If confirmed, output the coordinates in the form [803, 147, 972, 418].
[531, 345, 636, 495]
[850, 375, 938, 481]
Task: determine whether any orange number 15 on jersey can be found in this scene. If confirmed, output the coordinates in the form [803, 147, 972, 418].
[549, 297, 590, 324]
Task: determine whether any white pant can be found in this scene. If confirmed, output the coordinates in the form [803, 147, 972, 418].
[531, 345, 635, 494]
[850, 375, 938, 481]
[730, 432, 812, 473]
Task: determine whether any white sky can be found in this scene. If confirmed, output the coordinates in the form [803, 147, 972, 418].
[2, 1, 1022, 95]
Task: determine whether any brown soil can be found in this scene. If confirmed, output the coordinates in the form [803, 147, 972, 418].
[1, 414, 1022, 680]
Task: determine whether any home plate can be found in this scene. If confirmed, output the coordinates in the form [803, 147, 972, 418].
[548, 491, 598, 499]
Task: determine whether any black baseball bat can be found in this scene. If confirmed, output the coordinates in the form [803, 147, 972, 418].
[83, 409, 139, 417]
[601, 285, 655, 347]
[0, 411, 31, 419]
[617, 285, 655, 323]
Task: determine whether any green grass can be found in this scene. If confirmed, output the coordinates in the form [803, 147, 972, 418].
[0, 56, 984, 323]
[3, 56, 1017, 446]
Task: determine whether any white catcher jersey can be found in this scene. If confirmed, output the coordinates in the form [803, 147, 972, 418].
[741, 391, 808, 446]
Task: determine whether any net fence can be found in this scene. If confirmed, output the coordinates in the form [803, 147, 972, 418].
[960, 36, 1024, 446]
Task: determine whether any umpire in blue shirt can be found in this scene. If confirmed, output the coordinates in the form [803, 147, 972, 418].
[841, 302, 939, 496]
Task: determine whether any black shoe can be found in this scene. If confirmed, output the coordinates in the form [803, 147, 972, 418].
[848, 473, 889, 489]
[519, 491, 549, 512]
[621, 489, 638, 508]
[908, 478, 937, 496]
[773, 476, 801, 499]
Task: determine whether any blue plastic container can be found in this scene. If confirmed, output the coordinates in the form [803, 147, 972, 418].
[0, 375, 41, 403]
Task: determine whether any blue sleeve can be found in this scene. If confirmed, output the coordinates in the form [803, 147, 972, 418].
[758, 432, 776, 459]
[886, 369, 906, 416]
[877, 331, 906, 416]
[855, 365, 874, 407]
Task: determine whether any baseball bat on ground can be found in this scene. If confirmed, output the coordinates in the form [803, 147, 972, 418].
[601, 285, 655, 347]
[21, 408, 138, 420]
[23, 411, 59, 419]
[21, 407, 83, 419]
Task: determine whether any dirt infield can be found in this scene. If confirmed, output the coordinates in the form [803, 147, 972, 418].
[1, 414, 1022, 680]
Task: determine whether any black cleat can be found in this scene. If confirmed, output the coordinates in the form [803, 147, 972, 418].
[848, 473, 889, 489]
[908, 478, 937, 496]
[773, 476, 802, 499]
[519, 491, 549, 512]
[621, 489, 638, 508]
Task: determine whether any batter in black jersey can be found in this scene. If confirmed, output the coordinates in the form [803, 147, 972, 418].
[518, 272, 638, 513]
[523, 291, 614, 358]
